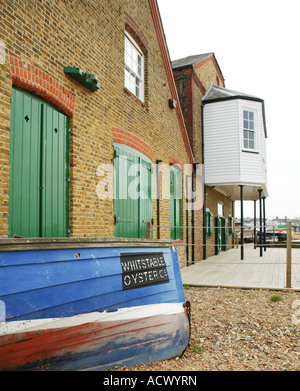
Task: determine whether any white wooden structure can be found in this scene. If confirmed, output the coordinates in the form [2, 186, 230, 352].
[202, 85, 268, 201]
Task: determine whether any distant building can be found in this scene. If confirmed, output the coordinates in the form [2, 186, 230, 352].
[172, 54, 268, 259]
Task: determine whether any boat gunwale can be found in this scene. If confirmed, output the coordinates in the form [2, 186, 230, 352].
[0, 237, 173, 252]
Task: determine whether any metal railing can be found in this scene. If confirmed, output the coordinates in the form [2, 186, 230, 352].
[152, 221, 295, 288]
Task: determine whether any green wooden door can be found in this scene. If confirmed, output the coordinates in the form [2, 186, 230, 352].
[215, 216, 222, 255]
[170, 166, 182, 240]
[220, 217, 229, 251]
[140, 160, 153, 238]
[114, 145, 152, 239]
[8, 88, 69, 238]
[41, 104, 69, 237]
[114, 147, 139, 238]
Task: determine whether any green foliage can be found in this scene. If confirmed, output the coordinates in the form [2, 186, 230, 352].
[192, 344, 205, 354]
[270, 295, 284, 302]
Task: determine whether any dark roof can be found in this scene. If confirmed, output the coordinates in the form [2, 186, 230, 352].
[203, 85, 267, 138]
[203, 84, 262, 101]
[171, 53, 213, 69]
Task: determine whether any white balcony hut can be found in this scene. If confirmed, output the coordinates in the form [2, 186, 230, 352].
[202, 85, 268, 259]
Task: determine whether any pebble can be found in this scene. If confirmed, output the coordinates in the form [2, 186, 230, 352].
[111, 287, 300, 372]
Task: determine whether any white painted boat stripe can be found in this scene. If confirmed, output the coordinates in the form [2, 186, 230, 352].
[0, 303, 185, 336]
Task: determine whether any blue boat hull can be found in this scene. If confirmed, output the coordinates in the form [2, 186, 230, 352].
[0, 239, 190, 370]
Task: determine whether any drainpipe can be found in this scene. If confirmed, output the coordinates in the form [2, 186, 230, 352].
[185, 174, 189, 266]
[156, 160, 162, 239]
[201, 102, 207, 260]
[191, 164, 196, 264]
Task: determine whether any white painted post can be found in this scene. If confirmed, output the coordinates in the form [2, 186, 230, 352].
[286, 220, 292, 288]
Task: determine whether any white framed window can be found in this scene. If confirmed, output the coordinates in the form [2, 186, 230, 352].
[243, 110, 255, 150]
[218, 201, 224, 217]
[124, 32, 144, 102]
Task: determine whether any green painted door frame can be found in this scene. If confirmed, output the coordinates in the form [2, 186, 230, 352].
[8, 88, 69, 238]
[113, 144, 153, 239]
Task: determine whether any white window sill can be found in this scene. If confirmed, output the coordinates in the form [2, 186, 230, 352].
[242, 149, 259, 154]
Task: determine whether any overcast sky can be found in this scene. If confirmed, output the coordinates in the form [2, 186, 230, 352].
[157, 0, 300, 220]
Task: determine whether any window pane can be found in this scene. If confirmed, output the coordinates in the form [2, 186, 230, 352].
[125, 68, 130, 90]
[249, 111, 254, 121]
[124, 35, 144, 101]
[249, 140, 254, 149]
[136, 79, 140, 98]
[243, 120, 248, 129]
[249, 131, 254, 140]
[218, 202, 224, 216]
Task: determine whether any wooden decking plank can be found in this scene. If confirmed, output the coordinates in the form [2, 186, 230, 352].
[180, 247, 300, 291]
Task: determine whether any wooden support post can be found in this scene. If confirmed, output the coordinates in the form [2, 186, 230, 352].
[286, 220, 292, 288]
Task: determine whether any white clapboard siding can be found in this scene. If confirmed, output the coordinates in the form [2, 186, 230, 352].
[204, 98, 267, 187]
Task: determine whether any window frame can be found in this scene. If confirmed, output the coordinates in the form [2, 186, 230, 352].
[124, 32, 145, 102]
[217, 201, 224, 217]
[242, 109, 256, 151]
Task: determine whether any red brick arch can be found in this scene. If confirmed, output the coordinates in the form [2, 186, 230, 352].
[9, 55, 75, 116]
[112, 127, 153, 161]
[169, 156, 183, 170]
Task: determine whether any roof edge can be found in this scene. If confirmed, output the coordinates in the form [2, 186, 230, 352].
[149, 0, 194, 163]
[202, 94, 267, 139]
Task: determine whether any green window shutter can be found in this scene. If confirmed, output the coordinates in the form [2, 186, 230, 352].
[170, 166, 182, 240]
[9, 88, 41, 237]
[114, 145, 152, 239]
[8, 88, 69, 238]
[41, 103, 69, 237]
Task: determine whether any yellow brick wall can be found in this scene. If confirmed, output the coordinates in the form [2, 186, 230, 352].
[194, 57, 224, 91]
[0, 0, 192, 266]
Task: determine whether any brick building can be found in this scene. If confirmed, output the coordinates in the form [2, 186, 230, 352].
[172, 53, 268, 260]
[0, 0, 197, 266]
[0, 1, 268, 266]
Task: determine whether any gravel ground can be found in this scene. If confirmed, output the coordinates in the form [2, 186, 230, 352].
[111, 287, 300, 371]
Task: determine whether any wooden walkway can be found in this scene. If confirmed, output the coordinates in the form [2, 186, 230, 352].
[180, 246, 300, 291]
